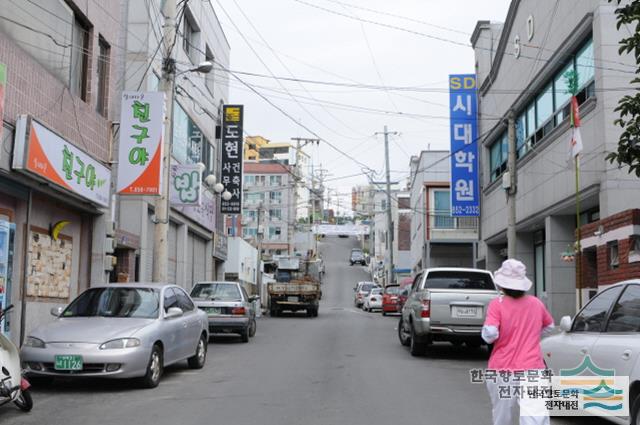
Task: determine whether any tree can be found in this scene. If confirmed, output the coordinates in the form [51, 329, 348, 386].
[606, 0, 640, 176]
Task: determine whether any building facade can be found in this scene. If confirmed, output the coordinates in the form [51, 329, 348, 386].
[409, 151, 479, 274]
[472, 0, 640, 319]
[224, 236, 258, 294]
[242, 162, 295, 257]
[116, 1, 230, 288]
[0, 0, 122, 342]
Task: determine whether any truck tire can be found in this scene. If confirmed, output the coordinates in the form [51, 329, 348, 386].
[312, 308, 318, 317]
[409, 323, 427, 357]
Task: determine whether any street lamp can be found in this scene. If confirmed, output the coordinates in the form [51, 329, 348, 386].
[203, 173, 232, 201]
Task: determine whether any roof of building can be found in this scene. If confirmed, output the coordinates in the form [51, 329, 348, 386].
[244, 162, 291, 174]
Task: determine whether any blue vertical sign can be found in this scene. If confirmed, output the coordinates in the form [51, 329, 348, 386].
[449, 74, 479, 217]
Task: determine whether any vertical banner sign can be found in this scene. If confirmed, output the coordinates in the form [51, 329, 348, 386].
[0, 63, 6, 140]
[117, 92, 165, 195]
[169, 163, 202, 206]
[449, 74, 479, 217]
[220, 105, 243, 214]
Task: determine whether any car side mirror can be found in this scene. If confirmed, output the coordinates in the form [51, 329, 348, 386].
[559, 316, 572, 332]
[50, 307, 64, 317]
[165, 307, 184, 319]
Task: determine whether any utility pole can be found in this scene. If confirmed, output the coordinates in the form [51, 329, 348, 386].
[152, 0, 176, 282]
[506, 110, 517, 259]
[375, 125, 398, 286]
[256, 203, 264, 302]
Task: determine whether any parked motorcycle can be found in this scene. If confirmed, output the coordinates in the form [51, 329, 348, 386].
[0, 305, 33, 412]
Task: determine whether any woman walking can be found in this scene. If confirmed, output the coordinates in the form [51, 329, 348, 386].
[482, 259, 555, 425]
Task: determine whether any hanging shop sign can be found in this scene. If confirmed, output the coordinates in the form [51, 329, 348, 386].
[12, 115, 111, 207]
[448, 74, 480, 217]
[169, 163, 202, 206]
[220, 105, 243, 214]
[117, 91, 165, 195]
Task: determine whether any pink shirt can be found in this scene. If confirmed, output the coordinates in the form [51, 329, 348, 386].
[484, 295, 554, 371]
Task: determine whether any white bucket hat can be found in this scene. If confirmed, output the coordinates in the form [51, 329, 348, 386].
[494, 259, 532, 291]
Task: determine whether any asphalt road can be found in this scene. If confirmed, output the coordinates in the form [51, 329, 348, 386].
[3, 237, 606, 425]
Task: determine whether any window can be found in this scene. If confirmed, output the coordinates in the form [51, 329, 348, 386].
[96, 36, 110, 116]
[183, 12, 199, 64]
[163, 288, 179, 313]
[576, 39, 594, 89]
[608, 241, 619, 269]
[174, 288, 195, 312]
[70, 17, 90, 101]
[245, 175, 256, 186]
[245, 193, 264, 204]
[269, 227, 282, 239]
[243, 227, 257, 238]
[630, 236, 640, 263]
[381, 199, 387, 211]
[489, 133, 508, 182]
[572, 286, 624, 332]
[535, 84, 554, 129]
[516, 112, 527, 157]
[424, 271, 495, 290]
[433, 190, 454, 229]
[606, 285, 640, 333]
[553, 62, 573, 121]
[243, 210, 256, 221]
[270, 191, 282, 204]
[270, 175, 282, 186]
[269, 209, 282, 220]
[205, 45, 215, 95]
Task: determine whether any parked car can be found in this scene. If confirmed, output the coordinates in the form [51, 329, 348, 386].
[399, 268, 497, 356]
[190, 281, 257, 342]
[349, 249, 366, 266]
[363, 287, 383, 312]
[354, 281, 377, 308]
[396, 285, 411, 313]
[381, 284, 400, 316]
[542, 280, 640, 425]
[21, 283, 209, 388]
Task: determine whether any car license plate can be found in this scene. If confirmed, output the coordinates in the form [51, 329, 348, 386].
[54, 355, 83, 371]
[452, 306, 479, 318]
[287, 296, 298, 302]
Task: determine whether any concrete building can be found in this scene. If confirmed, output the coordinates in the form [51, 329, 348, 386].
[409, 151, 479, 274]
[242, 162, 295, 257]
[472, 0, 640, 318]
[116, 1, 230, 288]
[371, 187, 412, 284]
[0, 0, 122, 342]
[224, 236, 258, 294]
[352, 185, 375, 219]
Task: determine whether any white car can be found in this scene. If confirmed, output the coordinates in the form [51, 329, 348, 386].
[542, 280, 640, 424]
[363, 287, 383, 312]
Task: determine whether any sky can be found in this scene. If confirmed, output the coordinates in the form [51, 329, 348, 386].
[214, 0, 511, 215]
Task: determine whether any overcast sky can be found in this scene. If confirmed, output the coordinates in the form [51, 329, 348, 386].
[214, 0, 511, 215]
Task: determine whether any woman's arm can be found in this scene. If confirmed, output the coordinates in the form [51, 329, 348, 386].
[482, 325, 499, 344]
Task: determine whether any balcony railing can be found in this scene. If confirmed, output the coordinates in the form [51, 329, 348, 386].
[429, 212, 478, 230]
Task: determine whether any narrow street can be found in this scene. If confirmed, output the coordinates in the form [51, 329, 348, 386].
[4, 237, 602, 425]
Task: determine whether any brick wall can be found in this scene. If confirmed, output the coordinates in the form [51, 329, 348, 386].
[597, 238, 640, 286]
[580, 209, 640, 236]
[0, 0, 121, 164]
[398, 212, 411, 251]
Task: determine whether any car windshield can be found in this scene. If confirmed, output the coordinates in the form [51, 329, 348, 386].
[424, 271, 495, 290]
[370, 288, 382, 295]
[385, 286, 400, 295]
[351, 252, 363, 258]
[62, 287, 160, 318]
[360, 283, 375, 292]
[191, 283, 242, 301]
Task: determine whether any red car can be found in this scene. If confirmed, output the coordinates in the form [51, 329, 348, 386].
[381, 284, 401, 316]
[396, 286, 411, 313]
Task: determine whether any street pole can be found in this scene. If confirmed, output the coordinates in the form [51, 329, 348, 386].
[377, 125, 398, 286]
[152, 0, 176, 283]
[256, 203, 263, 300]
[506, 110, 517, 259]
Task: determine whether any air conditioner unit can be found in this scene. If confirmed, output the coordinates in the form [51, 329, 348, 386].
[105, 220, 116, 237]
[104, 254, 117, 271]
[104, 237, 116, 254]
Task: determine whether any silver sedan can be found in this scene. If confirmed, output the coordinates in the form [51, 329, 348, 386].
[21, 283, 209, 388]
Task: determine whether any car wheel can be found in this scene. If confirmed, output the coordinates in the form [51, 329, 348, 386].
[409, 323, 427, 357]
[249, 318, 257, 337]
[398, 317, 411, 347]
[140, 344, 163, 388]
[312, 308, 318, 317]
[188, 334, 207, 369]
[13, 389, 33, 412]
[240, 328, 250, 343]
[631, 393, 640, 425]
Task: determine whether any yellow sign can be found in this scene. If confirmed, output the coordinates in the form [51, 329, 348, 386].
[225, 107, 241, 122]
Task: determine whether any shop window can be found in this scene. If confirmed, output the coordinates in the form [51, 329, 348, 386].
[96, 36, 110, 117]
[630, 235, 640, 263]
[608, 241, 619, 269]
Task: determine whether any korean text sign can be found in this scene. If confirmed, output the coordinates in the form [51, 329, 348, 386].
[169, 163, 202, 206]
[12, 116, 111, 207]
[449, 74, 479, 217]
[220, 105, 243, 214]
[117, 92, 165, 195]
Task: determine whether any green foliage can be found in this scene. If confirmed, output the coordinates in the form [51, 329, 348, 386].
[564, 69, 579, 96]
[607, 0, 640, 176]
